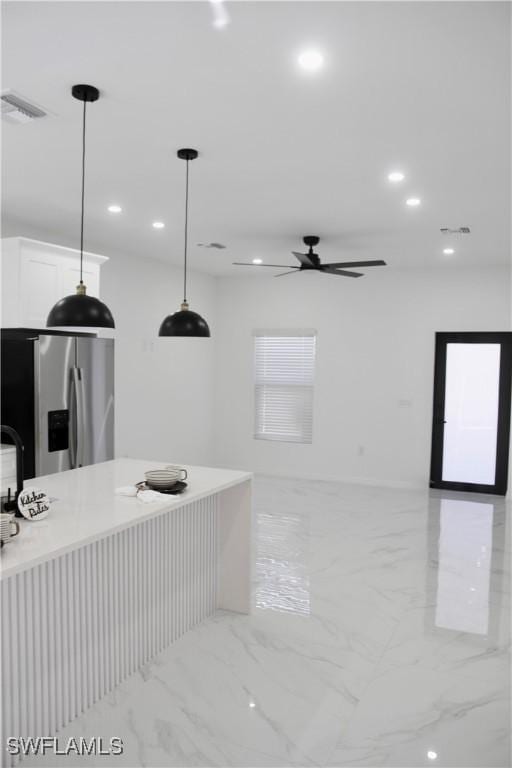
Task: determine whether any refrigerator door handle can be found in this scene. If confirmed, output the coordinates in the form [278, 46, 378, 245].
[69, 367, 78, 469]
[75, 367, 86, 468]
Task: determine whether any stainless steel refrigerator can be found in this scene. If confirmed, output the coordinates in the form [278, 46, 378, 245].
[1, 329, 114, 479]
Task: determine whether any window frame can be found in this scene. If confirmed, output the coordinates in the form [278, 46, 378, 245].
[252, 329, 317, 445]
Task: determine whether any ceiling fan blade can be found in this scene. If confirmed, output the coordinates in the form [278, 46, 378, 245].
[323, 260, 387, 268]
[233, 263, 300, 268]
[275, 270, 301, 277]
[321, 266, 363, 278]
[292, 251, 316, 268]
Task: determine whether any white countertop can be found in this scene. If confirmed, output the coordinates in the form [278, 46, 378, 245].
[0, 458, 252, 579]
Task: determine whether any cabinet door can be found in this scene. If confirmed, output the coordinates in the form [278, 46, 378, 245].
[1, 239, 21, 326]
[20, 250, 61, 327]
[2, 238, 107, 329]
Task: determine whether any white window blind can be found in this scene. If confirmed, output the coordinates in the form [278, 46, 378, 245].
[254, 331, 316, 444]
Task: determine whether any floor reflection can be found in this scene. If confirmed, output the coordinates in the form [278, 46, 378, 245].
[254, 509, 311, 615]
[428, 492, 507, 641]
[436, 497, 494, 634]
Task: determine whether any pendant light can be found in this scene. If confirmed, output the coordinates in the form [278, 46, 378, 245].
[47, 84, 115, 329]
[158, 149, 211, 337]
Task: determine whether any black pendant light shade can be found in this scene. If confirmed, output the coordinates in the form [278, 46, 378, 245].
[47, 84, 115, 329]
[47, 291, 115, 328]
[159, 148, 210, 337]
[159, 303, 210, 337]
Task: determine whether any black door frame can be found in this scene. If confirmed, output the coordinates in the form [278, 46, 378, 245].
[430, 332, 512, 495]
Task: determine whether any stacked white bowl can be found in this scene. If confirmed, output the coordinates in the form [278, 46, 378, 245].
[144, 466, 187, 489]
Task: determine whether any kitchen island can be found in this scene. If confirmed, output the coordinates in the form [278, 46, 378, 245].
[0, 458, 252, 760]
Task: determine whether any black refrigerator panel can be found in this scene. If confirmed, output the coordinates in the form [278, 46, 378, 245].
[1, 336, 36, 478]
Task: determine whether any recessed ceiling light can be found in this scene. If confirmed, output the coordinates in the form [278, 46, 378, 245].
[107, 204, 122, 213]
[252, 258, 263, 265]
[210, 0, 230, 28]
[298, 49, 324, 72]
[443, 248, 455, 255]
[249, 701, 256, 709]
[388, 171, 405, 183]
[406, 197, 421, 207]
[152, 221, 165, 229]
[427, 751, 438, 761]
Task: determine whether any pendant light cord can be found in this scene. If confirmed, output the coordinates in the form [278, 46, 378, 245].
[183, 158, 190, 303]
[79, 98, 87, 285]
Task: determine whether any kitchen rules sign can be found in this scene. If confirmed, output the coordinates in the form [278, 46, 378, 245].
[17, 488, 50, 520]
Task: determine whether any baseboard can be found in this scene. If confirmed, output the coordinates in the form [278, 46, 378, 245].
[211, 462, 428, 491]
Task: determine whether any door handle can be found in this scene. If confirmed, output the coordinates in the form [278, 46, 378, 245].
[69, 369, 78, 469]
[75, 368, 85, 467]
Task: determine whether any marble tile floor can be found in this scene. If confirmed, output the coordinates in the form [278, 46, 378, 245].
[23, 476, 511, 768]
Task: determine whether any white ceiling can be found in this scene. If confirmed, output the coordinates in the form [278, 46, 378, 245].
[2, 1, 510, 275]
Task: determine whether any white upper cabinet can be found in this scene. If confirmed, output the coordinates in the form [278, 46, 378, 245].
[1, 237, 108, 329]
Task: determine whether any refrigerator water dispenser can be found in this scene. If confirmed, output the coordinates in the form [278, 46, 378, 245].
[48, 410, 69, 452]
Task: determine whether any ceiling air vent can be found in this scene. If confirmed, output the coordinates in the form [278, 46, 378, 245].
[440, 226, 470, 235]
[1, 90, 47, 124]
[197, 242, 226, 249]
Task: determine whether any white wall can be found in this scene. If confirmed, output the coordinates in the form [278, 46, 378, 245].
[101, 253, 216, 466]
[213, 266, 511, 488]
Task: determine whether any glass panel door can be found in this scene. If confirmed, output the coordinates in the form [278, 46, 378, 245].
[442, 344, 500, 484]
[430, 332, 512, 495]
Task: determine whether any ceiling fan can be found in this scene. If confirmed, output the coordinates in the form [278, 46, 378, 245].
[233, 236, 387, 277]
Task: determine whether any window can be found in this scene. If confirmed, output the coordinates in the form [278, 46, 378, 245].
[253, 330, 316, 444]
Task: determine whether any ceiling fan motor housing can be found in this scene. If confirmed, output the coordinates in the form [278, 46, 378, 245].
[302, 235, 320, 267]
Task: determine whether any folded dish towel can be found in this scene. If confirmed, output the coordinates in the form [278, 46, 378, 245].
[137, 489, 167, 503]
[115, 486, 179, 503]
[115, 486, 138, 497]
